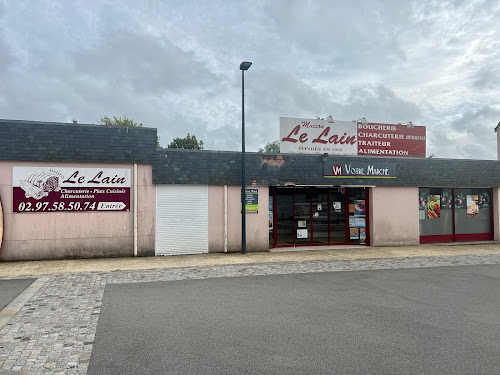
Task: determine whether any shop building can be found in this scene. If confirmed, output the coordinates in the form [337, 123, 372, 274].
[1, 119, 500, 261]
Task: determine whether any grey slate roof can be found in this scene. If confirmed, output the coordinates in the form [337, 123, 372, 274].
[2, 119, 500, 188]
[0, 119, 157, 164]
[153, 149, 500, 188]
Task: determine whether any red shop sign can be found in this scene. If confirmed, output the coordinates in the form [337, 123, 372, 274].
[357, 123, 426, 157]
[13, 167, 131, 213]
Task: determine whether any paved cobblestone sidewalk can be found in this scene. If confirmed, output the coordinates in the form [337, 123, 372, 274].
[1, 253, 499, 374]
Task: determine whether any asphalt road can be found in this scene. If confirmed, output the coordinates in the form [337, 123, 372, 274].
[88, 264, 500, 375]
[0, 278, 35, 311]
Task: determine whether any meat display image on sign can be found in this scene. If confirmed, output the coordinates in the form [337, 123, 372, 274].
[13, 167, 131, 213]
[280, 117, 358, 155]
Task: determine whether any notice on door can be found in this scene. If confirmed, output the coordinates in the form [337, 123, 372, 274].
[297, 229, 308, 239]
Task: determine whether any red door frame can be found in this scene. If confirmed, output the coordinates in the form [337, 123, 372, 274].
[419, 188, 494, 244]
[271, 186, 369, 248]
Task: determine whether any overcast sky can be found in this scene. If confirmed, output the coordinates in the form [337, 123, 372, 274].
[1, 0, 499, 159]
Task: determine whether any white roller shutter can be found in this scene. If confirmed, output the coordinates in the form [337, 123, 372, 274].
[156, 185, 208, 256]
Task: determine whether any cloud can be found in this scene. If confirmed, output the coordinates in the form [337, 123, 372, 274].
[0, 2, 13, 72]
[0, 35, 13, 72]
[243, 70, 423, 151]
[342, 85, 422, 124]
[452, 106, 500, 134]
[426, 105, 500, 160]
[72, 30, 218, 94]
[0, 0, 499, 160]
[473, 67, 500, 89]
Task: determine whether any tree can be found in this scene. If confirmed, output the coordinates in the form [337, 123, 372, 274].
[258, 140, 280, 153]
[98, 115, 143, 128]
[98, 115, 161, 148]
[167, 133, 204, 150]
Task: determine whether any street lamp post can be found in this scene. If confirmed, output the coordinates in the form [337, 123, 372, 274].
[240, 61, 252, 255]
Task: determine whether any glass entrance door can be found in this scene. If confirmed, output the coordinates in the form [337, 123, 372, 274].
[271, 186, 368, 247]
[294, 190, 311, 245]
[312, 189, 329, 244]
[276, 190, 294, 246]
[329, 189, 346, 243]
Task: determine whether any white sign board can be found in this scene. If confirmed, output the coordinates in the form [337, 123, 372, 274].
[280, 117, 357, 155]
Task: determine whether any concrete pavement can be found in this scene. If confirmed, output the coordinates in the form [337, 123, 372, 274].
[88, 264, 500, 375]
[1, 242, 500, 278]
[1, 243, 500, 374]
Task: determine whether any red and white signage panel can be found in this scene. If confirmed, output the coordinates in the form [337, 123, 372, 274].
[280, 117, 426, 157]
[357, 123, 426, 157]
[13, 167, 131, 213]
[280, 117, 358, 155]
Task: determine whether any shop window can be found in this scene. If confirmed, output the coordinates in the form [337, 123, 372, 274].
[276, 190, 294, 246]
[419, 188, 453, 237]
[454, 189, 491, 236]
[348, 188, 366, 245]
[329, 188, 346, 244]
[312, 190, 329, 244]
[273, 186, 369, 247]
[294, 191, 311, 245]
[419, 187, 492, 243]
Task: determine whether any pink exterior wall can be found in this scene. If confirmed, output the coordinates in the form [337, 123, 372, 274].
[493, 188, 500, 241]
[369, 187, 420, 246]
[208, 185, 269, 252]
[497, 132, 500, 160]
[0, 161, 155, 261]
[0, 194, 3, 250]
[208, 186, 224, 252]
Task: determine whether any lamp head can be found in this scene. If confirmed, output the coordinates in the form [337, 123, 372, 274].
[240, 61, 252, 70]
[353, 117, 368, 125]
[398, 121, 414, 128]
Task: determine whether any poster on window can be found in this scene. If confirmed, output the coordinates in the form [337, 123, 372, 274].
[467, 195, 479, 218]
[360, 228, 366, 243]
[297, 229, 308, 238]
[427, 195, 440, 218]
[349, 228, 359, 239]
[333, 201, 341, 212]
[269, 211, 273, 231]
[356, 217, 366, 228]
[349, 217, 357, 227]
[354, 200, 365, 216]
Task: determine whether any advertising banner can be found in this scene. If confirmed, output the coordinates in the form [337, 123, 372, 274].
[13, 167, 131, 213]
[245, 189, 258, 214]
[280, 117, 358, 155]
[280, 117, 426, 157]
